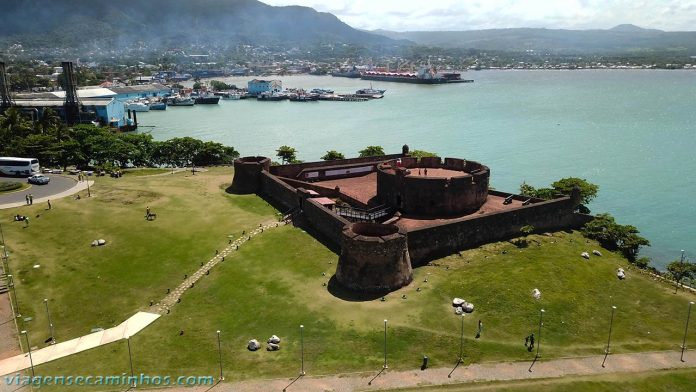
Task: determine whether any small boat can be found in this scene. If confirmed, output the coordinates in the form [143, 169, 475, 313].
[149, 101, 166, 110]
[355, 87, 385, 99]
[167, 96, 195, 106]
[310, 88, 334, 95]
[288, 93, 319, 102]
[257, 92, 287, 101]
[193, 92, 220, 104]
[221, 92, 242, 100]
[125, 101, 150, 112]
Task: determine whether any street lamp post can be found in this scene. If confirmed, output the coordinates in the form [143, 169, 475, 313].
[383, 319, 388, 369]
[458, 313, 465, 363]
[536, 309, 545, 358]
[7, 274, 20, 318]
[21, 330, 35, 378]
[300, 324, 305, 376]
[216, 330, 224, 380]
[602, 306, 617, 367]
[44, 298, 55, 344]
[86, 177, 91, 197]
[682, 301, 695, 362]
[126, 336, 135, 387]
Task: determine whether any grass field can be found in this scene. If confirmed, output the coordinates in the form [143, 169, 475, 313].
[2, 167, 695, 390]
[386, 368, 696, 392]
[0, 181, 27, 194]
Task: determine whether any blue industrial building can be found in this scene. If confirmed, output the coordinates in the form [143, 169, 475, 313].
[247, 79, 282, 95]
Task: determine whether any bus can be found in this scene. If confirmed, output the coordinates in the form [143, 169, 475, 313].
[0, 157, 41, 176]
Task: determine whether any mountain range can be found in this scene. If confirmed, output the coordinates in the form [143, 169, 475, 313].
[2, 0, 696, 57]
[373, 25, 696, 54]
[0, 0, 396, 50]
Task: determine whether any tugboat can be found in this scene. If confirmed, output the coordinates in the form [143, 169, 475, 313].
[355, 86, 386, 99]
[193, 92, 220, 104]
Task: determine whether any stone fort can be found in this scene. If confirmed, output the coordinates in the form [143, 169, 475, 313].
[231, 146, 590, 293]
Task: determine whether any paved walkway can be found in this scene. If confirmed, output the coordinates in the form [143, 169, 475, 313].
[0, 312, 159, 377]
[161, 350, 696, 392]
[0, 180, 93, 210]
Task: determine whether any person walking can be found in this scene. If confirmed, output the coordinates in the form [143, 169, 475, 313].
[29, 194, 33, 205]
[25, 194, 29, 205]
[529, 333, 535, 351]
[47, 200, 52, 210]
[146, 206, 151, 219]
[476, 320, 483, 339]
[24, 217, 29, 227]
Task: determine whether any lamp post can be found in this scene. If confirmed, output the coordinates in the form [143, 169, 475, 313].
[300, 324, 305, 376]
[216, 330, 223, 380]
[536, 309, 545, 358]
[682, 301, 695, 362]
[0, 221, 9, 261]
[675, 250, 686, 293]
[383, 319, 388, 369]
[458, 313, 465, 363]
[44, 298, 55, 344]
[7, 274, 20, 318]
[602, 306, 617, 367]
[126, 336, 135, 387]
[21, 330, 34, 378]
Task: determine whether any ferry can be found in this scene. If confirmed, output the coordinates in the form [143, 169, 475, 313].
[361, 67, 473, 84]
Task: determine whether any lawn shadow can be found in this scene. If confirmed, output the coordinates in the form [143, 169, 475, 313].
[327, 275, 390, 302]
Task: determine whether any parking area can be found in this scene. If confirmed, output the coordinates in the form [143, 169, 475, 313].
[0, 174, 80, 206]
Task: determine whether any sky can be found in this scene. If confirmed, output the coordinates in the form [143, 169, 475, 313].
[261, 0, 696, 31]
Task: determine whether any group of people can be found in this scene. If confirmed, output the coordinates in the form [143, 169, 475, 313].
[24, 194, 34, 205]
[13, 214, 29, 226]
[525, 333, 536, 351]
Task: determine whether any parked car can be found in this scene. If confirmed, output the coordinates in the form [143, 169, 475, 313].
[28, 174, 50, 185]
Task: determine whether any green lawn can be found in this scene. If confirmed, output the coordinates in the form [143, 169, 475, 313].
[3, 167, 695, 390]
[386, 368, 696, 392]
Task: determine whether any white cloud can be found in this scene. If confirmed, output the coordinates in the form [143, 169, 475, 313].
[261, 0, 696, 31]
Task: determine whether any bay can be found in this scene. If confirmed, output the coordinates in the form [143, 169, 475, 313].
[137, 70, 696, 268]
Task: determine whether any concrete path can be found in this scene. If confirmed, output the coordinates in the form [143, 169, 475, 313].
[0, 179, 93, 210]
[161, 350, 696, 392]
[0, 312, 159, 377]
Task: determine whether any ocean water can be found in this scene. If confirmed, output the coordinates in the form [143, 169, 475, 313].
[137, 70, 696, 268]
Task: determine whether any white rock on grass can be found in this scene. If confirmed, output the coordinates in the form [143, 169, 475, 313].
[98, 239, 106, 245]
[532, 288, 541, 300]
[247, 339, 261, 351]
[462, 302, 475, 313]
[267, 343, 280, 351]
[581, 252, 590, 259]
[267, 335, 281, 344]
[454, 307, 464, 315]
[617, 268, 626, 280]
[593, 250, 602, 256]
[452, 298, 466, 307]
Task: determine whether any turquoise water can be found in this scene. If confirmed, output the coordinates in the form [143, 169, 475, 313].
[137, 71, 696, 268]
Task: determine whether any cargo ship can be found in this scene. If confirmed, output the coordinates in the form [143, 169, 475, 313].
[360, 67, 473, 84]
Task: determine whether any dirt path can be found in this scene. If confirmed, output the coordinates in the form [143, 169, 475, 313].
[158, 350, 696, 392]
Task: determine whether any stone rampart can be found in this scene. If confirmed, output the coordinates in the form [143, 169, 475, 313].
[406, 197, 592, 265]
[336, 223, 412, 291]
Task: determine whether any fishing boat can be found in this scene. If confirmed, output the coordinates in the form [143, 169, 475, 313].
[125, 101, 150, 112]
[167, 96, 195, 106]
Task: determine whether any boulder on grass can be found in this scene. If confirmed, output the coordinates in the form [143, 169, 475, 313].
[592, 250, 602, 256]
[452, 298, 466, 307]
[617, 268, 626, 280]
[581, 252, 590, 259]
[91, 240, 99, 247]
[532, 288, 541, 300]
[267, 343, 280, 351]
[247, 339, 261, 351]
[462, 302, 475, 313]
[267, 335, 281, 344]
[454, 307, 464, 315]
[97, 239, 106, 246]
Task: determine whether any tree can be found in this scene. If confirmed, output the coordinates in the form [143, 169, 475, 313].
[321, 150, 344, 161]
[409, 149, 437, 158]
[519, 182, 556, 200]
[358, 145, 385, 157]
[192, 81, 202, 90]
[666, 259, 695, 293]
[552, 177, 599, 205]
[582, 213, 650, 262]
[276, 145, 297, 164]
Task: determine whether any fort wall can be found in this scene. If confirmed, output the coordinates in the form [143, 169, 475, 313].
[302, 198, 351, 247]
[259, 171, 298, 211]
[269, 153, 404, 179]
[407, 197, 592, 265]
[336, 223, 412, 291]
[231, 156, 271, 193]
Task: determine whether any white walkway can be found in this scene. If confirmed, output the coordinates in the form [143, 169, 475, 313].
[0, 311, 159, 376]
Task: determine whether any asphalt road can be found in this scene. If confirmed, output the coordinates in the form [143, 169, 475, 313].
[0, 174, 78, 205]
